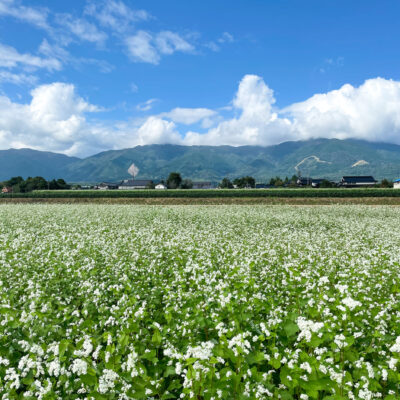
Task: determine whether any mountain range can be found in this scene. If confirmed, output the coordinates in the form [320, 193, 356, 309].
[1, 139, 400, 183]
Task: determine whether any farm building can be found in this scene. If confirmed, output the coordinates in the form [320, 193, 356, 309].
[394, 179, 400, 189]
[155, 183, 167, 190]
[296, 177, 313, 186]
[340, 176, 377, 187]
[1, 186, 12, 193]
[192, 182, 216, 189]
[97, 182, 119, 190]
[118, 179, 153, 189]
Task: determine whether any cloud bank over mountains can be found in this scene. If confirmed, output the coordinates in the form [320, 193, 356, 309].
[1, 75, 400, 156]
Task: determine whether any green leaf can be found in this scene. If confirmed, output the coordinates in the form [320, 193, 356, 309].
[284, 321, 299, 337]
[81, 373, 97, 386]
[59, 339, 69, 357]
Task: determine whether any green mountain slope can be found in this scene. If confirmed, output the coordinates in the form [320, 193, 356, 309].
[64, 139, 400, 182]
[2, 139, 400, 183]
[0, 148, 79, 181]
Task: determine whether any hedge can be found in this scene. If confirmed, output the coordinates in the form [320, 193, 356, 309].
[1, 188, 400, 198]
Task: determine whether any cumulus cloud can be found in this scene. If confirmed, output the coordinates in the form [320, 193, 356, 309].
[3, 76, 400, 157]
[183, 75, 292, 146]
[135, 117, 181, 145]
[0, 83, 99, 155]
[285, 77, 400, 143]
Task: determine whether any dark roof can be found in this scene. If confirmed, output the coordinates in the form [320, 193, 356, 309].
[255, 183, 273, 188]
[341, 176, 377, 183]
[119, 179, 153, 186]
[99, 182, 120, 186]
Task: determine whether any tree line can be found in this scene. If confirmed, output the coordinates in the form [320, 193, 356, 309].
[1, 176, 70, 193]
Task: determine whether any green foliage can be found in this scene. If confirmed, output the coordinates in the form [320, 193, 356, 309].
[219, 177, 234, 189]
[1, 205, 400, 398]
[380, 178, 393, 188]
[233, 176, 256, 188]
[2, 188, 400, 198]
[180, 179, 193, 189]
[166, 172, 182, 189]
[3, 176, 70, 193]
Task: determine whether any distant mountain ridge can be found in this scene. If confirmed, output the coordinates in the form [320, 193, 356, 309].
[1, 139, 400, 182]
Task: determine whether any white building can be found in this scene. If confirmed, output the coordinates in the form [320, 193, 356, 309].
[394, 179, 400, 189]
[155, 183, 167, 190]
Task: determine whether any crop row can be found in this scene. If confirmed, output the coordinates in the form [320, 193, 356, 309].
[2, 188, 400, 198]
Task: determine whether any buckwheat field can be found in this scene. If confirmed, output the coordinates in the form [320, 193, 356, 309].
[1, 204, 400, 400]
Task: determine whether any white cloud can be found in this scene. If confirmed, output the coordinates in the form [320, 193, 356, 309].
[184, 75, 400, 147]
[3, 76, 400, 157]
[285, 77, 400, 143]
[155, 31, 194, 55]
[205, 32, 234, 52]
[0, 83, 99, 155]
[135, 117, 181, 145]
[136, 98, 158, 111]
[183, 75, 292, 146]
[85, 0, 150, 33]
[130, 83, 138, 93]
[0, 70, 37, 85]
[56, 15, 107, 44]
[0, 0, 50, 30]
[0, 42, 61, 71]
[126, 30, 194, 64]
[125, 31, 160, 64]
[218, 32, 234, 43]
[161, 107, 217, 125]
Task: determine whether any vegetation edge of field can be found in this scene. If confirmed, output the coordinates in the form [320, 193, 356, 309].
[2, 188, 400, 198]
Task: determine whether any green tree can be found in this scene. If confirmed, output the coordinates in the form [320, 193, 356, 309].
[5, 176, 24, 187]
[219, 177, 233, 188]
[380, 178, 393, 188]
[233, 176, 255, 188]
[180, 179, 193, 189]
[270, 176, 283, 187]
[167, 172, 182, 189]
[320, 180, 336, 188]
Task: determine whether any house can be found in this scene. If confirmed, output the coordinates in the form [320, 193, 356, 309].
[297, 177, 313, 186]
[1, 186, 12, 193]
[340, 176, 377, 187]
[192, 181, 216, 189]
[155, 183, 167, 190]
[394, 179, 400, 189]
[97, 182, 119, 190]
[255, 183, 273, 189]
[118, 179, 153, 189]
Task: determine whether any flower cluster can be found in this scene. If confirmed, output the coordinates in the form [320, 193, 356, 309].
[0, 204, 400, 398]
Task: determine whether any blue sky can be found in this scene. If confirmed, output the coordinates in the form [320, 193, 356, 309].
[1, 0, 400, 157]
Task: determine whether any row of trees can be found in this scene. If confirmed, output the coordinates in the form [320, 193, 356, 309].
[2, 176, 69, 193]
[219, 175, 299, 188]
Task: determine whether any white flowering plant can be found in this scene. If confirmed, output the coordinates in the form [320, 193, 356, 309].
[0, 204, 399, 399]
